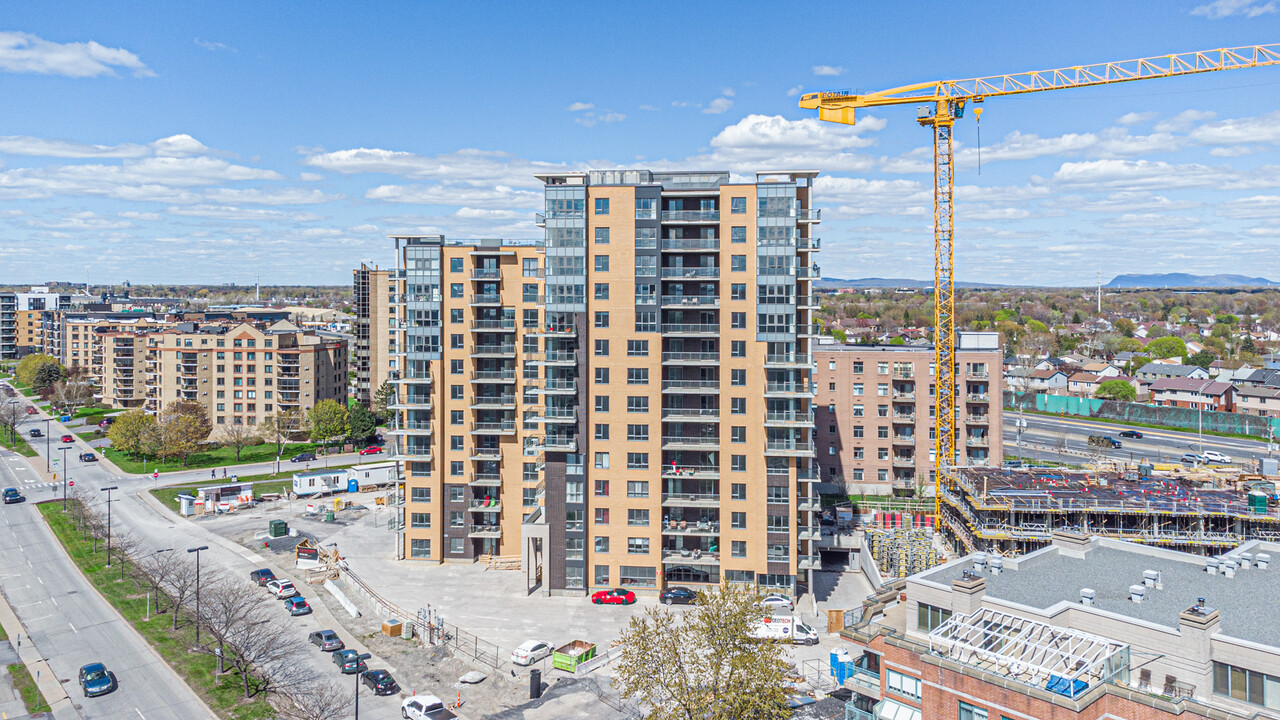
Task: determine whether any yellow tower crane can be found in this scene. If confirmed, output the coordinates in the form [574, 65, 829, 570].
[800, 44, 1280, 524]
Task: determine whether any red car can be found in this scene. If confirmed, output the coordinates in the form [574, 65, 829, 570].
[61, 435, 74, 443]
[358, 446, 383, 456]
[591, 588, 636, 605]
[25, 407, 37, 415]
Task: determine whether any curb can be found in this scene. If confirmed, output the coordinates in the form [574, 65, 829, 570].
[0, 585, 81, 719]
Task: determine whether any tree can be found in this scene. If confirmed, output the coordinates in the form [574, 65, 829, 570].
[108, 409, 157, 460]
[1147, 325, 1168, 339]
[613, 587, 790, 720]
[14, 353, 59, 388]
[888, 336, 905, 345]
[1187, 350, 1216, 370]
[0, 401, 23, 443]
[262, 407, 304, 458]
[1095, 380, 1136, 402]
[275, 681, 354, 720]
[346, 402, 377, 444]
[50, 375, 94, 416]
[307, 399, 348, 453]
[162, 557, 202, 631]
[1147, 336, 1188, 360]
[1026, 319, 1048, 333]
[831, 328, 847, 343]
[370, 381, 395, 419]
[152, 403, 212, 466]
[31, 361, 66, 394]
[132, 547, 183, 616]
[1071, 310, 1082, 324]
[1113, 318, 1136, 337]
[218, 422, 261, 462]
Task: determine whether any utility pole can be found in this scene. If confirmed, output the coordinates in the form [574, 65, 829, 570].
[187, 545, 209, 646]
[101, 486, 118, 566]
[1096, 268, 1102, 315]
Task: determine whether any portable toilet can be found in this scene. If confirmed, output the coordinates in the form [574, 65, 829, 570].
[347, 477, 359, 493]
[176, 494, 197, 517]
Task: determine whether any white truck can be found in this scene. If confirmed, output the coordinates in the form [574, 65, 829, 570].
[749, 615, 820, 645]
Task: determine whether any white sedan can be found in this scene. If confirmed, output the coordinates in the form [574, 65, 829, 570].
[1201, 450, 1232, 464]
[511, 640, 552, 666]
[266, 579, 297, 599]
[761, 594, 794, 612]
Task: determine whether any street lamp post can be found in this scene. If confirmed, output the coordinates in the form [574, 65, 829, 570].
[187, 545, 209, 646]
[59, 445, 72, 509]
[352, 652, 372, 719]
[100, 486, 118, 566]
[143, 548, 173, 617]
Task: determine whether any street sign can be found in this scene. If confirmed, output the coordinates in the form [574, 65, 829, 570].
[153, 471, 159, 480]
[68, 481, 74, 487]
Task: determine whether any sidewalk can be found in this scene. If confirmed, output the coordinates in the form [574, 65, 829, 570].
[0, 585, 81, 719]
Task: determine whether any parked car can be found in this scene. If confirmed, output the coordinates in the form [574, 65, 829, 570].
[761, 594, 794, 612]
[266, 579, 297, 599]
[402, 695, 452, 719]
[510, 640, 552, 666]
[24, 406, 36, 415]
[332, 649, 368, 674]
[1202, 450, 1232, 464]
[284, 597, 311, 616]
[659, 586, 699, 606]
[60, 434, 74, 443]
[28, 428, 41, 437]
[308, 629, 344, 652]
[1118, 430, 1143, 439]
[1181, 453, 1203, 464]
[78, 662, 115, 697]
[361, 669, 399, 695]
[1002, 460, 1024, 469]
[591, 588, 636, 605]
[290, 452, 316, 463]
[250, 568, 276, 586]
[3, 488, 24, 505]
[79, 452, 97, 462]
[98, 417, 115, 427]
[1087, 434, 1121, 449]
[358, 446, 383, 456]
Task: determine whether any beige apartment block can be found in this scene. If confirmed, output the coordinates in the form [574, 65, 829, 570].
[813, 340, 1003, 495]
[379, 169, 822, 598]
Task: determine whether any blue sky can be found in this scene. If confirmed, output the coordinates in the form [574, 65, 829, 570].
[2, 1, 1280, 286]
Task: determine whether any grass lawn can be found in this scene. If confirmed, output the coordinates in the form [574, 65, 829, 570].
[104, 441, 330, 474]
[39, 502, 275, 719]
[76, 427, 104, 438]
[149, 464, 357, 509]
[72, 406, 122, 420]
[0, 430, 38, 457]
[7, 662, 49, 714]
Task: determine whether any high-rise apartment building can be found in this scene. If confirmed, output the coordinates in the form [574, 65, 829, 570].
[352, 264, 395, 404]
[813, 336, 1004, 494]
[0, 287, 71, 359]
[382, 169, 822, 598]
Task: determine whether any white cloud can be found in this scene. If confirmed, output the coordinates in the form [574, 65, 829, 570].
[685, 114, 883, 172]
[26, 211, 132, 230]
[1153, 109, 1217, 133]
[566, 102, 594, 112]
[299, 172, 324, 182]
[703, 97, 733, 115]
[166, 204, 322, 222]
[454, 207, 528, 220]
[203, 187, 343, 205]
[151, 134, 208, 157]
[365, 183, 542, 208]
[786, 85, 804, 97]
[118, 211, 161, 220]
[0, 156, 282, 201]
[574, 111, 627, 127]
[721, 88, 736, 98]
[0, 135, 148, 158]
[1191, 0, 1276, 17]
[303, 147, 569, 187]
[1190, 110, 1280, 146]
[194, 38, 233, 52]
[1116, 111, 1157, 126]
[0, 31, 154, 78]
[638, 104, 658, 111]
[1216, 195, 1280, 219]
[1100, 213, 1201, 229]
[812, 65, 846, 76]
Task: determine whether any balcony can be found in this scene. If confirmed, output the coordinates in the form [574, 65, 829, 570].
[391, 421, 433, 435]
[661, 407, 720, 421]
[469, 294, 503, 306]
[469, 447, 502, 461]
[892, 435, 916, 446]
[661, 520, 720, 536]
[966, 393, 990, 403]
[527, 351, 578, 365]
[764, 353, 811, 367]
[397, 446, 433, 460]
[534, 434, 578, 452]
[470, 268, 502, 280]
[471, 371, 516, 383]
[967, 371, 990, 380]
[471, 421, 517, 435]
[662, 465, 719, 480]
[797, 525, 821, 541]
[798, 556, 822, 571]
[471, 319, 516, 332]
[527, 326, 577, 338]
[389, 395, 433, 410]
[797, 469, 820, 482]
[892, 391, 915, 401]
[468, 499, 502, 512]
[764, 411, 814, 426]
[532, 408, 577, 424]
[797, 236, 821, 250]
[467, 524, 502, 538]
[893, 370, 915, 380]
[470, 344, 516, 357]
[661, 549, 720, 565]
[662, 435, 720, 450]
[661, 352, 719, 365]
[798, 208, 821, 222]
[660, 267, 719, 279]
[765, 382, 812, 396]
[660, 295, 719, 308]
[661, 237, 720, 251]
[892, 413, 916, 423]
[765, 440, 815, 456]
[661, 324, 720, 335]
[661, 210, 719, 223]
[470, 395, 516, 409]
[534, 379, 577, 394]
[662, 380, 720, 393]
[469, 473, 503, 488]
[965, 415, 990, 424]
[965, 436, 990, 447]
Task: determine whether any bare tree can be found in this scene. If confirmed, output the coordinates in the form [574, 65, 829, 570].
[215, 595, 314, 698]
[217, 422, 261, 463]
[162, 557, 202, 631]
[196, 576, 262, 674]
[50, 375, 94, 416]
[0, 401, 23, 444]
[132, 546, 183, 616]
[1054, 433, 1068, 464]
[274, 681, 355, 720]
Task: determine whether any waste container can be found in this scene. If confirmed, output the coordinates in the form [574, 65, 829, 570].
[268, 519, 288, 538]
[324, 510, 335, 522]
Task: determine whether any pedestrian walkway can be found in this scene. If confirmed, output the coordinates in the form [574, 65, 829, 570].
[0, 583, 81, 719]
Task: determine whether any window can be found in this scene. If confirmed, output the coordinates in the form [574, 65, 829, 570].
[410, 487, 430, 502]
[594, 227, 610, 244]
[619, 565, 656, 588]
[523, 257, 539, 276]
[627, 537, 650, 553]
[731, 255, 746, 272]
[565, 537, 584, 560]
[450, 436, 463, 451]
[731, 226, 746, 243]
[635, 197, 656, 219]
[410, 539, 430, 558]
[565, 566, 584, 589]
[626, 340, 648, 357]
[885, 670, 922, 701]
[627, 368, 649, 385]
[731, 398, 746, 414]
[594, 452, 610, 469]
[594, 198, 610, 215]
[1214, 661, 1280, 709]
[878, 426, 890, 439]
[766, 514, 788, 531]
[731, 341, 746, 358]
[731, 197, 746, 214]
[731, 511, 746, 529]
[449, 359, 463, 375]
[626, 424, 649, 441]
[731, 540, 747, 558]
[595, 368, 609, 384]
[636, 311, 657, 332]
[853, 425, 864, 438]
[449, 510, 464, 527]
[731, 369, 745, 386]
[853, 361, 864, 373]
[958, 702, 988, 720]
[595, 395, 610, 412]
[451, 410, 463, 426]
[449, 460, 463, 476]
[918, 603, 952, 632]
[595, 508, 609, 525]
[410, 513, 431, 529]
[450, 283, 463, 298]
[878, 362, 889, 374]
[523, 284, 538, 303]
[766, 486, 789, 503]
[627, 396, 649, 413]
[731, 483, 746, 500]
[448, 537, 464, 554]
[852, 382, 863, 396]
[594, 283, 609, 300]
[566, 480, 584, 504]
[594, 311, 609, 329]
[878, 383, 889, 396]
[594, 339, 609, 357]
[626, 452, 649, 469]
[594, 424, 610, 441]
[731, 426, 746, 443]
[594, 255, 609, 272]
[853, 404, 864, 417]
[450, 257, 463, 273]
[451, 385, 464, 400]
[635, 255, 657, 275]
[626, 481, 649, 498]
[731, 312, 746, 329]
[595, 537, 610, 554]
[627, 508, 651, 527]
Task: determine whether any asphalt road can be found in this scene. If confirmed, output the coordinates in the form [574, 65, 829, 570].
[1001, 413, 1273, 467]
[3, 396, 403, 719]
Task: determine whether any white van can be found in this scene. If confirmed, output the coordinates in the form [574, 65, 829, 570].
[749, 615, 820, 645]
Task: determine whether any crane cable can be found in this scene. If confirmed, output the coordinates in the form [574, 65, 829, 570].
[974, 105, 984, 174]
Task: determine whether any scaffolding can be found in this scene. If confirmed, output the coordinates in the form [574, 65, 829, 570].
[866, 526, 944, 579]
[939, 467, 1280, 556]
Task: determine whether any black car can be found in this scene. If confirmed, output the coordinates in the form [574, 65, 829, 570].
[659, 586, 699, 606]
[1118, 430, 1143, 439]
[309, 629, 344, 652]
[80, 452, 97, 462]
[28, 428, 41, 437]
[290, 452, 316, 463]
[361, 669, 399, 695]
[1087, 434, 1122, 449]
[3, 488, 24, 505]
[250, 568, 276, 586]
[333, 649, 367, 674]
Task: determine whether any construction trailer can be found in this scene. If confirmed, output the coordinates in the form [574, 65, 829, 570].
[345, 461, 397, 492]
[939, 467, 1280, 557]
[292, 469, 346, 497]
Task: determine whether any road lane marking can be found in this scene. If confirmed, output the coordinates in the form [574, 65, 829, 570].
[136, 710, 146, 719]
[68, 622, 76, 633]
[36, 576, 42, 585]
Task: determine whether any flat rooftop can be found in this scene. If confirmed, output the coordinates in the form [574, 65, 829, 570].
[958, 468, 1251, 515]
[924, 540, 1280, 648]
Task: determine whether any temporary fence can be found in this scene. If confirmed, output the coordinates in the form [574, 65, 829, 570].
[1006, 390, 1280, 439]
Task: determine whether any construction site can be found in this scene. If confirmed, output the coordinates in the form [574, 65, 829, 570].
[937, 466, 1280, 556]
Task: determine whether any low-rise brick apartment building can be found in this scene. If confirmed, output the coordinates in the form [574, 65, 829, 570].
[839, 533, 1280, 720]
[812, 335, 1003, 495]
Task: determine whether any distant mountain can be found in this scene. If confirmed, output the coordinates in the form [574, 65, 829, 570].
[815, 277, 1010, 289]
[1104, 273, 1280, 289]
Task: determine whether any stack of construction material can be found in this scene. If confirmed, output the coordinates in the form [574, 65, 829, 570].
[867, 526, 943, 578]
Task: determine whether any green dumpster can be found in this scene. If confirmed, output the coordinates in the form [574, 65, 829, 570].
[268, 519, 288, 538]
[552, 640, 596, 672]
[324, 510, 335, 522]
